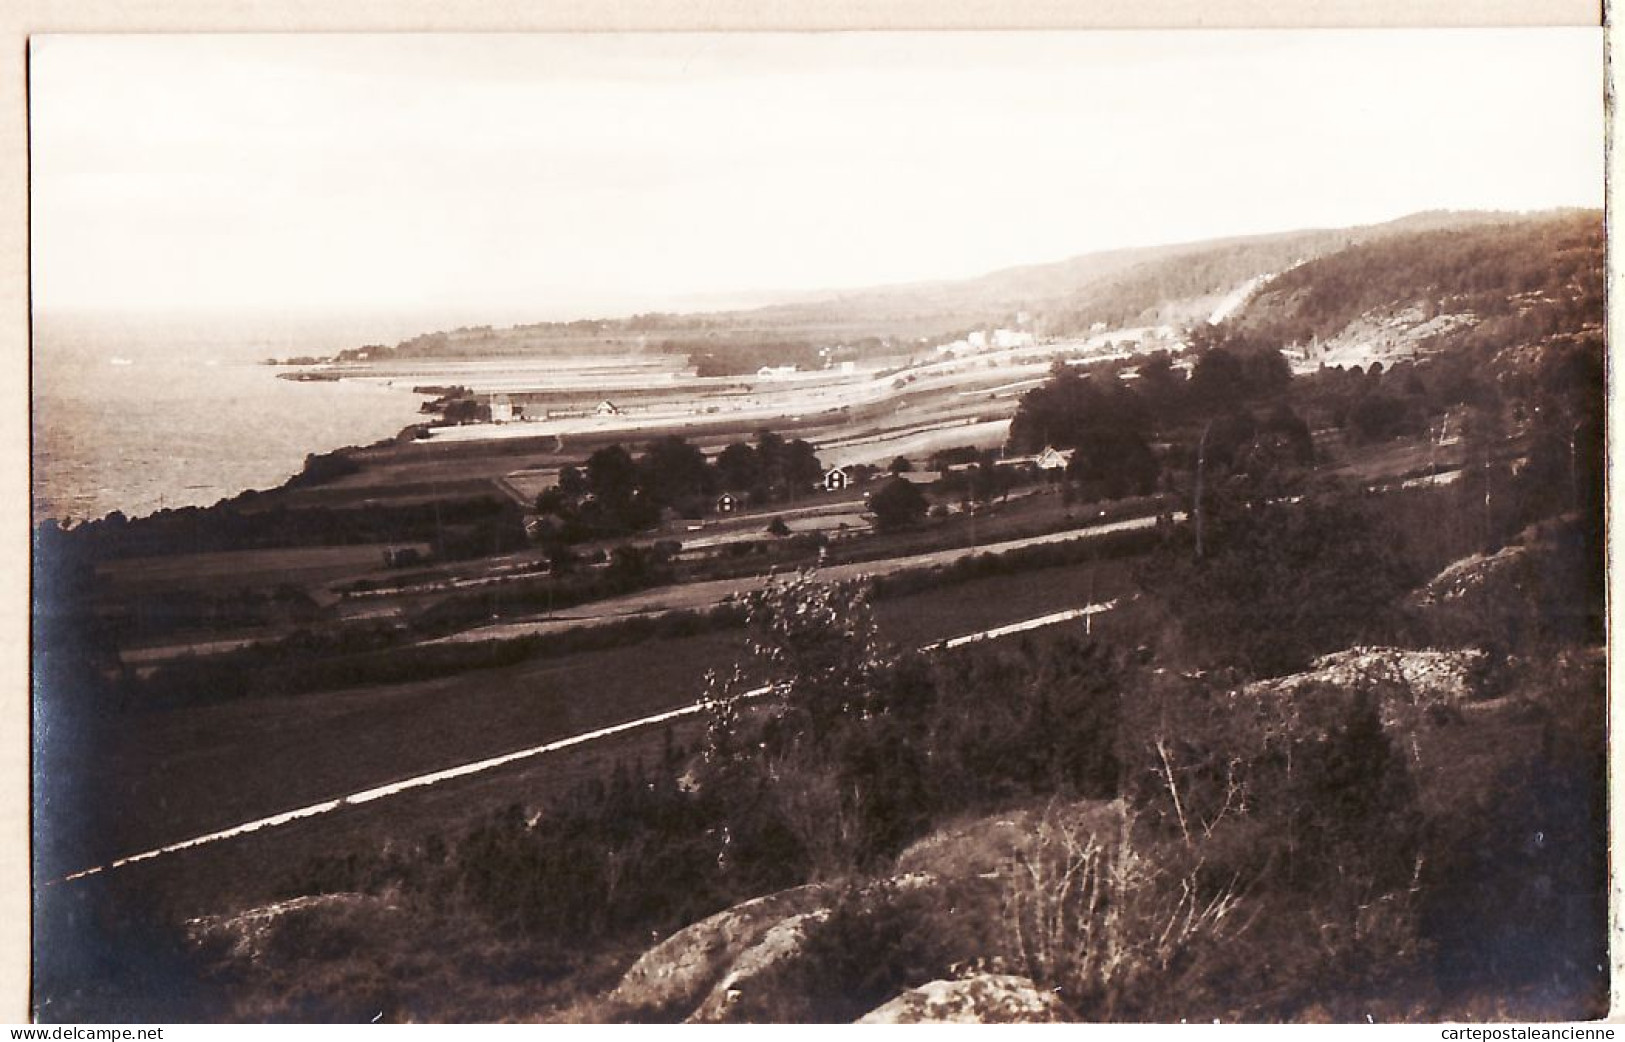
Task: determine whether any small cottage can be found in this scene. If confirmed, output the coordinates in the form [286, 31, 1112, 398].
[596, 400, 621, 417]
[1036, 446, 1075, 472]
[824, 466, 851, 492]
[716, 492, 740, 514]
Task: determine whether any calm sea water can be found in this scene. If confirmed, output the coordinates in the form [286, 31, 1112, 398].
[32, 313, 437, 525]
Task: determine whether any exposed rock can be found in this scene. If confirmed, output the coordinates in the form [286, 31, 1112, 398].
[856, 974, 1068, 1024]
[1409, 542, 1530, 608]
[686, 909, 830, 1023]
[1305, 303, 1478, 371]
[607, 883, 828, 1017]
[1251, 646, 1488, 728]
[186, 892, 396, 963]
[614, 804, 1123, 1023]
[1304, 646, 1486, 705]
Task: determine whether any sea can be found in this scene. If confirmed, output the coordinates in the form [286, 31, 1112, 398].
[31, 311, 448, 526]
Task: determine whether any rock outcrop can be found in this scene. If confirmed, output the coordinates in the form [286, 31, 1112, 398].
[856, 974, 1068, 1024]
[1247, 645, 1488, 729]
[607, 883, 828, 1017]
[1409, 542, 1531, 608]
[186, 892, 396, 963]
[686, 909, 830, 1023]
[606, 799, 1126, 1023]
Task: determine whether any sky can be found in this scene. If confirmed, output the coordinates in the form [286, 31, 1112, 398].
[28, 30, 1605, 326]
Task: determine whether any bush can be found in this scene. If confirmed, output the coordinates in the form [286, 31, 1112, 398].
[1003, 802, 1247, 1021]
[868, 479, 929, 531]
[1137, 480, 1418, 676]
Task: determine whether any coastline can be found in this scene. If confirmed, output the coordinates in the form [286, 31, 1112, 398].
[33, 418, 438, 531]
[31, 364, 438, 529]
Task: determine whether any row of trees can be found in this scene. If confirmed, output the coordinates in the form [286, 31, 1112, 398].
[531, 431, 825, 544]
[1007, 349, 1313, 504]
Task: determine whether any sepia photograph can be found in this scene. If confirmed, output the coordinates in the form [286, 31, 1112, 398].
[27, 28, 1608, 1023]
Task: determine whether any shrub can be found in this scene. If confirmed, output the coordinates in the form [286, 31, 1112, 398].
[1136, 480, 1418, 676]
[1003, 802, 1248, 1021]
[869, 478, 929, 530]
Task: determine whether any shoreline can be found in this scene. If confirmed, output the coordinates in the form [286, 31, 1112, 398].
[33, 360, 440, 529]
[32, 419, 436, 531]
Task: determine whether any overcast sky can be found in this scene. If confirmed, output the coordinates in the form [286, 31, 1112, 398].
[29, 30, 1604, 324]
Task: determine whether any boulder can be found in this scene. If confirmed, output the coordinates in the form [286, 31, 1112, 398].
[607, 883, 827, 1017]
[856, 973, 1068, 1024]
[686, 909, 829, 1023]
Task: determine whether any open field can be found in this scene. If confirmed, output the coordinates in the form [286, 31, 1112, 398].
[45, 555, 1135, 908]
[428, 509, 1159, 644]
[100, 543, 428, 595]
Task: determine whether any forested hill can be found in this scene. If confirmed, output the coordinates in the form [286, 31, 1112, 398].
[975, 209, 1539, 336]
[1223, 209, 1603, 354]
[325, 209, 1582, 365]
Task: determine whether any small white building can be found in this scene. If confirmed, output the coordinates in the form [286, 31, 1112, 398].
[1036, 446, 1075, 471]
[596, 400, 621, 417]
[757, 365, 798, 379]
[489, 394, 515, 423]
[824, 466, 851, 492]
[716, 492, 741, 514]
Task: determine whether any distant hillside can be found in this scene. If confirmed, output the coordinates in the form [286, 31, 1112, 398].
[660, 211, 1533, 339]
[1221, 209, 1603, 374]
[330, 209, 1589, 367]
[1229, 210, 1602, 345]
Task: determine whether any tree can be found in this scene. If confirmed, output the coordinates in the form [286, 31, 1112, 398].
[1137, 350, 1186, 415]
[715, 442, 760, 492]
[535, 487, 568, 515]
[888, 456, 913, 475]
[1189, 347, 1246, 410]
[783, 439, 825, 494]
[965, 457, 1014, 505]
[558, 465, 588, 497]
[755, 430, 788, 495]
[1065, 428, 1158, 501]
[1137, 479, 1418, 676]
[869, 478, 929, 531]
[638, 435, 712, 512]
[742, 572, 885, 746]
[586, 445, 638, 503]
[1240, 349, 1293, 396]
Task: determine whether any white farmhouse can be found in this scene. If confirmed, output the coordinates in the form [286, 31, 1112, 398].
[1036, 446, 1075, 472]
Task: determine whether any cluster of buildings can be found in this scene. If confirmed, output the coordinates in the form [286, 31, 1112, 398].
[486, 395, 622, 424]
[933, 327, 1038, 357]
